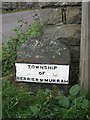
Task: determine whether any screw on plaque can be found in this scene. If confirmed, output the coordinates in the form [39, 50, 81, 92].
[53, 72, 57, 77]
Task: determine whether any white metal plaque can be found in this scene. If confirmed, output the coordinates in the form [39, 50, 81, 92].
[15, 63, 69, 84]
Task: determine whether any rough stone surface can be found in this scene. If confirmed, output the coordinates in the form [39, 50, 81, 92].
[17, 38, 70, 65]
[39, 2, 81, 8]
[42, 24, 81, 41]
[2, 2, 81, 12]
[66, 7, 81, 24]
[38, 7, 81, 24]
[69, 46, 80, 63]
[2, 2, 38, 12]
[38, 8, 62, 25]
[2, 2, 81, 24]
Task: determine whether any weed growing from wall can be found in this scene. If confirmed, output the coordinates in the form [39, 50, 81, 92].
[2, 22, 44, 77]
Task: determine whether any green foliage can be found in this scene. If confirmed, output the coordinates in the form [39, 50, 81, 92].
[69, 84, 80, 96]
[2, 81, 90, 119]
[27, 22, 44, 38]
[2, 30, 28, 76]
[2, 79, 33, 118]
[2, 22, 44, 76]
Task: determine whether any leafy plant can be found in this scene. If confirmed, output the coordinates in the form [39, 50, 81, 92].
[69, 84, 80, 96]
[2, 81, 90, 119]
[2, 30, 28, 76]
[2, 22, 44, 77]
[27, 22, 44, 38]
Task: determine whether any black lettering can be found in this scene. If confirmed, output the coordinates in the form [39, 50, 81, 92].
[48, 66, 52, 70]
[64, 80, 68, 82]
[61, 80, 63, 82]
[40, 79, 43, 82]
[44, 79, 48, 82]
[57, 79, 60, 82]
[20, 77, 23, 80]
[32, 65, 35, 69]
[54, 66, 57, 70]
[40, 66, 44, 69]
[39, 72, 45, 75]
[52, 79, 56, 82]
[49, 79, 53, 82]
[31, 78, 34, 81]
[44, 66, 47, 69]
[36, 66, 39, 69]
[23, 77, 26, 80]
[28, 65, 57, 70]
[28, 65, 31, 69]
[39, 72, 42, 75]
[36, 78, 39, 81]
[27, 77, 30, 80]
[16, 77, 20, 80]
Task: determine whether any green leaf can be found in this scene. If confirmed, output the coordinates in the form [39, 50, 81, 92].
[44, 89, 51, 96]
[81, 99, 88, 109]
[69, 84, 80, 96]
[30, 105, 40, 117]
[59, 96, 69, 108]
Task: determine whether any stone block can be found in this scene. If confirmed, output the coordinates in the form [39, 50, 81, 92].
[16, 37, 70, 91]
[17, 38, 70, 65]
[42, 24, 81, 46]
[66, 6, 81, 24]
[39, 2, 81, 8]
[38, 8, 62, 25]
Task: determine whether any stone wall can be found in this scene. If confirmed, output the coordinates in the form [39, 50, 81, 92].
[36, 6, 81, 24]
[2, 2, 81, 87]
[32, 3, 81, 84]
[2, 2, 81, 13]
[2, 2, 38, 12]
[16, 5, 81, 85]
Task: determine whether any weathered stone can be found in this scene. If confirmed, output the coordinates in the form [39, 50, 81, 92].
[57, 37, 80, 46]
[39, 2, 81, 8]
[17, 38, 70, 65]
[66, 7, 81, 24]
[38, 7, 81, 24]
[40, 24, 80, 83]
[41, 24, 81, 44]
[16, 37, 70, 91]
[39, 2, 57, 8]
[38, 8, 62, 25]
[2, 2, 37, 12]
[2, 2, 81, 25]
[69, 46, 80, 63]
[2, 2, 82, 12]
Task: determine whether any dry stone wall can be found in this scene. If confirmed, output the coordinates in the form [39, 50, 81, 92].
[34, 3, 81, 84]
[37, 6, 81, 24]
[2, 2, 38, 12]
[2, 2, 81, 86]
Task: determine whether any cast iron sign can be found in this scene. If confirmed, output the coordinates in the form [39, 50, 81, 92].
[15, 63, 69, 84]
